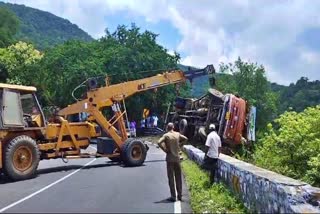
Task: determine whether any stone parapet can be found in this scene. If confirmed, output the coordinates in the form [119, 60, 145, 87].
[183, 145, 320, 213]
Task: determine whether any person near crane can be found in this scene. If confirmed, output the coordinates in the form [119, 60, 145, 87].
[202, 124, 222, 184]
[157, 122, 188, 202]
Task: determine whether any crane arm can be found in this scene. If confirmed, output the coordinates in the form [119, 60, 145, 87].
[58, 65, 214, 116]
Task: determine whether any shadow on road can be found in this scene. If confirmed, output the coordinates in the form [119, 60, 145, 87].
[0, 159, 165, 184]
[0, 161, 119, 184]
[37, 162, 119, 175]
[154, 198, 175, 204]
[144, 159, 166, 163]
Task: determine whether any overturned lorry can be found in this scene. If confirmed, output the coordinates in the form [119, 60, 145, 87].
[167, 88, 256, 147]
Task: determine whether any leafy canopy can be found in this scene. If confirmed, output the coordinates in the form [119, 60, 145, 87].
[0, 41, 42, 84]
[254, 105, 320, 187]
[217, 57, 279, 130]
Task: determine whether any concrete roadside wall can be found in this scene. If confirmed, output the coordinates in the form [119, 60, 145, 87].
[183, 145, 320, 213]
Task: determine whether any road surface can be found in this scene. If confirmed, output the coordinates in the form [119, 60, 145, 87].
[0, 143, 191, 213]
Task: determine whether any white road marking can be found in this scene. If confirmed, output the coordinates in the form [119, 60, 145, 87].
[0, 158, 97, 213]
[174, 201, 182, 213]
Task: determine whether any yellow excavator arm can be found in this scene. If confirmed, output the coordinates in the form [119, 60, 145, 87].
[58, 65, 214, 116]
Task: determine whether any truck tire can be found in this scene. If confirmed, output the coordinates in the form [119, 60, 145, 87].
[4, 135, 40, 181]
[122, 139, 147, 167]
[179, 119, 188, 135]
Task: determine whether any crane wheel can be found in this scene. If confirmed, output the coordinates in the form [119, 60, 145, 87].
[122, 139, 147, 167]
[4, 135, 40, 181]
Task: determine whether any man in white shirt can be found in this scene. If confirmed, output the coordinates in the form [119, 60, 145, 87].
[202, 124, 222, 184]
[153, 115, 159, 127]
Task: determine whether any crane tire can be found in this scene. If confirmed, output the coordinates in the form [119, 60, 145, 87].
[179, 119, 188, 135]
[122, 139, 147, 167]
[4, 135, 40, 181]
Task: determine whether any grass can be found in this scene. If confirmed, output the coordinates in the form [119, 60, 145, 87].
[181, 157, 247, 213]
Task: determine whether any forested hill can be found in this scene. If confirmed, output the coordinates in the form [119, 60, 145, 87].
[271, 77, 320, 113]
[0, 2, 93, 50]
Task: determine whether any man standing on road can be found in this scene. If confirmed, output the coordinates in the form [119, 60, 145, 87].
[203, 124, 222, 184]
[158, 122, 188, 202]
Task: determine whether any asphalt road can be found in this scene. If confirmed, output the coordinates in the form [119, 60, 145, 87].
[0, 143, 191, 213]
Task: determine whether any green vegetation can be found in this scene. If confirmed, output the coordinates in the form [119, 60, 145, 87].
[0, 24, 185, 122]
[272, 77, 320, 113]
[0, 2, 93, 50]
[0, 41, 43, 83]
[0, 6, 19, 48]
[253, 105, 320, 187]
[216, 58, 279, 131]
[182, 158, 247, 213]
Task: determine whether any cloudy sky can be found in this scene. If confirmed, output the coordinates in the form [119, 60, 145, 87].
[3, 0, 320, 85]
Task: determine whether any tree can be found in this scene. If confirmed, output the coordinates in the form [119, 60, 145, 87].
[36, 24, 182, 122]
[216, 57, 279, 130]
[0, 41, 42, 83]
[36, 40, 103, 106]
[0, 7, 19, 48]
[99, 24, 181, 121]
[253, 105, 320, 187]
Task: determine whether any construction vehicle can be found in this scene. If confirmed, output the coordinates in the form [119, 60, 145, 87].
[0, 65, 214, 181]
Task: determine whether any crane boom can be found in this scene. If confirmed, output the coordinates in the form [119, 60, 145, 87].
[57, 64, 215, 149]
[58, 65, 215, 116]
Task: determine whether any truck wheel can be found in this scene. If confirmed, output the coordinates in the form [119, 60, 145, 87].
[179, 119, 188, 135]
[122, 139, 147, 167]
[4, 135, 40, 181]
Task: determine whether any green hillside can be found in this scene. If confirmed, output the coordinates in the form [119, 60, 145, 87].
[272, 77, 320, 113]
[0, 2, 93, 50]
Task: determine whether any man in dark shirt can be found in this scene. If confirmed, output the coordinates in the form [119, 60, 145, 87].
[158, 122, 188, 202]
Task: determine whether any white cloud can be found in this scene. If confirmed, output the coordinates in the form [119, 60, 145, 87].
[167, 49, 175, 56]
[4, 0, 320, 85]
[300, 51, 320, 65]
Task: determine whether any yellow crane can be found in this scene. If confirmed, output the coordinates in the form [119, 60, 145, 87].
[0, 65, 214, 180]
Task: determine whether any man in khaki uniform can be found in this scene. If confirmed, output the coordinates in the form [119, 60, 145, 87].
[158, 123, 188, 202]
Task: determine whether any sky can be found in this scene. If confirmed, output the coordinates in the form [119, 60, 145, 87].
[3, 0, 320, 85]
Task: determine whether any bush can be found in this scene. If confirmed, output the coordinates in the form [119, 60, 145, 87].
[181, 158, 247, 213]
[253, 105, 320, 187]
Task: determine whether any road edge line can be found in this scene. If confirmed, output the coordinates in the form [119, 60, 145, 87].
[174, 201, 182, 213]
[0, 158, 96, 213]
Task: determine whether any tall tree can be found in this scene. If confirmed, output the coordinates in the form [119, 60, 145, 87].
[217, 57, 279, 130]
[35, 24, 182, 122]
